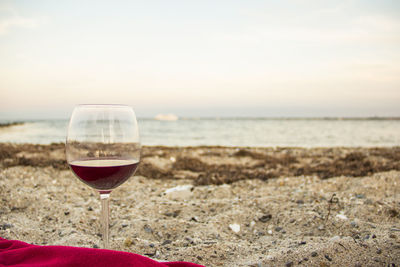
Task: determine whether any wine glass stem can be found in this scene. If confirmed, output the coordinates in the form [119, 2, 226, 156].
[100, 192, 110, 249]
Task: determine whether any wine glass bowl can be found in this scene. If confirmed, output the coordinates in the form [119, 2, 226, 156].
[66, 104, 141, 248]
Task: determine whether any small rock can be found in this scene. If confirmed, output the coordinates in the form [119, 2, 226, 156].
[372, 234, 377, 238]
[376, 248, 382, 254]
[250, 221, 256, 228]
[318, 225, 325, 231]
[350, 221, 358, 228]
[285, 261, 293, 267]
[162, 240, 172, 246]
[259, 214, 272, 223]
[64, 211, 70, 216]
[165, 210, 181, 218]
[289, 218, 295, 223]
[124, 238, 133, 247]
[390, 228, 400, 232]
[229, 223, 240, 233]
[191, 216, 199, 222]
[92, 244, 99, 248]
[299, 241, 307, 245]
[296, 199, 304, 204]
[0, 223, 13, 230]
[275, 227, 283, 232]
[389, 234, 396, 239]
[355, 194, 365, 199]
[336, 214, 348, 220]
[311, 251, 318, 257]
[325, 255, 332, 261]
[144, 225, 153, 233]
[329, 236, 340, 242]
[122, 224, 128, 228]
[149, 243, 155, 248]
[267, 230, 273, 235]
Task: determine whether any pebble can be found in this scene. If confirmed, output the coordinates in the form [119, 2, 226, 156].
[0, 223, 13, 230]
[311, 251, 318, 257]
[124, 238, 133, 247]
[285, 261, 293, 267]
[229, 223, 240, 233]
[324, 254, 332, 261]
[350, 221, 358, 228]
[259, 214, 272, 223]
[275, 227, 283, 232]
[162, 239, 172, 246]
[64, 211, 70, 215]
[144, 225, 153, 233]
[336, 214, 348, 220]
[296, 199, 304, 204]
[355, 194, 365, 199]
[376, 248, 382, 254]
[191, 216, 199, 222]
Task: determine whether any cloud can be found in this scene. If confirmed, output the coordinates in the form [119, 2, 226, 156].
[0, 6, 39, 35]
[0, 16, 38, 35]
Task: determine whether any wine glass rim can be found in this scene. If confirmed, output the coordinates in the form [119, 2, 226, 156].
[76, 104, 132, 108]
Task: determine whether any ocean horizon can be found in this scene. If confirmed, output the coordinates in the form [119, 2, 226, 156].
[1, 117, 399, 147]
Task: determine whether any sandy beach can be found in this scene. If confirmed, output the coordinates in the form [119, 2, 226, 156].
[0, 143, 399, 266]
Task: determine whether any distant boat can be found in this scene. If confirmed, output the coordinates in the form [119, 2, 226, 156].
[154, 113, 179, 121]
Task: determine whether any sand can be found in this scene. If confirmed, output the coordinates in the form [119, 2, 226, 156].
[0, 144, 399, 266]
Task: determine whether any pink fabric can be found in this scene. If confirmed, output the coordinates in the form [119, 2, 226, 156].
[0, 237, 204, 267]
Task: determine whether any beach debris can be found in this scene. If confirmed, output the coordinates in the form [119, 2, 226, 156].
[329, 236, 341, 242]
[229, 223, 240, 233]
[336, 214, 348, 220]
[164, 184, 193, 200]
[164, 185, 193, 194]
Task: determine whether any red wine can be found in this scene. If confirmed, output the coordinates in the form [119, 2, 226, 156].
[69, 159, 139, 191]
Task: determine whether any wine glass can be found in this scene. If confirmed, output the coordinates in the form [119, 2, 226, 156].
[66, 104, 141, 249]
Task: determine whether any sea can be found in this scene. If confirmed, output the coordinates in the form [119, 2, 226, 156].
[0, 118, 399, 147]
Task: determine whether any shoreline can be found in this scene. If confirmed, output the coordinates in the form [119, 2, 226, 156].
[1, 143, 399, 266]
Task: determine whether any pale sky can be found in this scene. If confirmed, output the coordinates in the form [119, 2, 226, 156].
[0, 0, 399, 119]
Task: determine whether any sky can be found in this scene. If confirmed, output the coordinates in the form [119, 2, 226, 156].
[0, 0, 399, 119]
